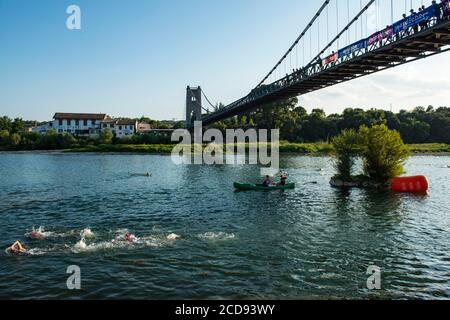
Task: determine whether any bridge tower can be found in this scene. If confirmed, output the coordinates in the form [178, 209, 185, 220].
[185, 86, 202, 128]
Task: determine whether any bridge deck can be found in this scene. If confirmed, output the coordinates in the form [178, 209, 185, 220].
[200, 18, 450, 127]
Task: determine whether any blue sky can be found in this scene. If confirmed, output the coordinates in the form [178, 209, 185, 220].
[0, 0, 449, 121]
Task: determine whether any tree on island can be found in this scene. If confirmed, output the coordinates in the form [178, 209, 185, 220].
[331, 129, 362, 182]
[331, 124, 411, 186]
[359, 125, 410, 183]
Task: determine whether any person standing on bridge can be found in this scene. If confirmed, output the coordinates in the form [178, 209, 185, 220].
[418, 7, 427, 30]
[441, 0, 450, 19]
[409, 9, 419, 33]
[434, 1, 443, 21]
[401, 13, 409, 35]
[315, 56, 323, 71]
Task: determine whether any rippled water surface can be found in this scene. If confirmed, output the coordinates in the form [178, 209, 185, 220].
[0, 153, 449, 299]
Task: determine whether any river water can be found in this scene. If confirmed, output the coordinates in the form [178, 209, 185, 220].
[0, 153, 449, 299]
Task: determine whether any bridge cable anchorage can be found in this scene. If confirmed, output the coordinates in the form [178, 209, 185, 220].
[305, 0, 376, 70]
[254, 0, 331, 89]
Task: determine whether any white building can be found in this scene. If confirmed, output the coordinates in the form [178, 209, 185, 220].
[101, 119, 138, 138]
[31, 122, 52, 134]
[51, 113, 111, 136]
[32, 113, 148, 138]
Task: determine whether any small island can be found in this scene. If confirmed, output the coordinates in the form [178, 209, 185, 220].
[330, 124, 411, 189]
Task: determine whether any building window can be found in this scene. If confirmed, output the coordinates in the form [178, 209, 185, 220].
[103, 124, 107, 128]
[84, 120, 88, 126]
[59, 120, 63, 126]
[75, 120, 79, 126]
[119, 126, 122, 130]
[67, 120, 72, 126]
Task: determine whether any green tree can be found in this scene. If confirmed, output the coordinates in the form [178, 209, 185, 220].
[0, 130, 10, 147]
[340, 108, 366, 130]
[100, 129, 114, 144]
[331, 129, 362, 181]
[11, 118, 25, 134]
[0, 116, 12, 132]
[8, 133, 22, 147]
[359, 124, 410, 183]
[399, 120, 430, 143]
[429, 115, 450, 143]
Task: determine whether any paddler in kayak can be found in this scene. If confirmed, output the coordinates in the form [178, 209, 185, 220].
[277, 174, 288, 186]
[7, 241, 27, 254]
[262, 175, 273, 187]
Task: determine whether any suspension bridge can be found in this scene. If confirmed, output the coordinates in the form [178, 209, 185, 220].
[186, 0, 450, 128]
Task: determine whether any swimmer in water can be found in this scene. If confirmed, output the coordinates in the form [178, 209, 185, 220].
[80, 228, 95, 239]
[167, 233, 180, 241]
[124, 232, 138, 243]
[29, 228, 45, 240]
[7, 241, 27, 254]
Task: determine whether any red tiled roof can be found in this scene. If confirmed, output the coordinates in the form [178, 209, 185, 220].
[53, 113, 109, 120]
[116, 119, 137, 125]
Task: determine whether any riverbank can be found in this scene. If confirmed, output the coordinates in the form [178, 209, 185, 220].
[408, 143, 450, 154]
[60, 142, 450, 155]
[62, 142, 334, 154]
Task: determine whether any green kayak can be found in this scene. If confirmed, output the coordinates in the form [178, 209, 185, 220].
[234, 182, 295, 191]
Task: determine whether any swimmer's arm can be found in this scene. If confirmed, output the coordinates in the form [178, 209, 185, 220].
[16, 242, 26, 251]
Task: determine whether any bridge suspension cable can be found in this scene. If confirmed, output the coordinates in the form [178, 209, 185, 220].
[201, 89, 218, 111]
[254, 0, 331, 89]
[304, 0, 376, 70]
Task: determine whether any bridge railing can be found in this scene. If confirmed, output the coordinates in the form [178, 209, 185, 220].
[246, 13, 445, 102]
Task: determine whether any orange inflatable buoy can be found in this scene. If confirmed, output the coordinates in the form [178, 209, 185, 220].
[390, 175, 429, 193]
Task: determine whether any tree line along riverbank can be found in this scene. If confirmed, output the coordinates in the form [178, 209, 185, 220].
[61, 142, 450, 155]
[2, 102, 450, 153]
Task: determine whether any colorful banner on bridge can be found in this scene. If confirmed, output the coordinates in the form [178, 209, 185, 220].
[393, 5, 437, 33]
[338, 39, 366, 58]
[323, 52, 338, 66]
[367, 27, 393, 46]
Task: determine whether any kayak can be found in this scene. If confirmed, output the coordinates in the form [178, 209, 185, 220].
[234, 182, 295, 191]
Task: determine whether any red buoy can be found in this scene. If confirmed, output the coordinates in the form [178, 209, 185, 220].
[390, 175, 429, 193]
